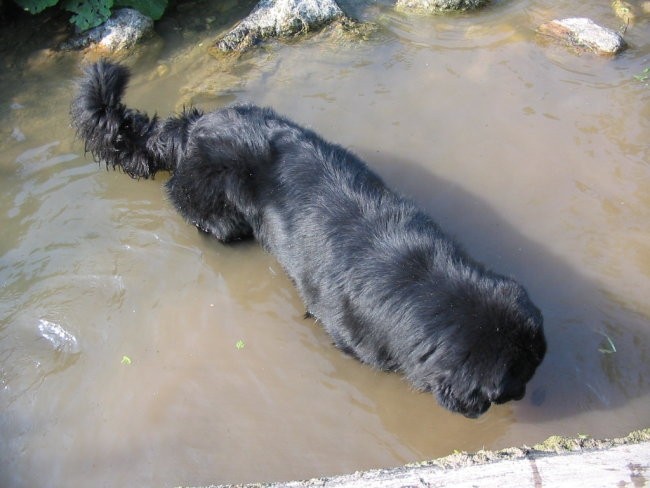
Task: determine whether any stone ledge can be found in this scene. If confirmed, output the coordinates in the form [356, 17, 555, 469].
[190, 429, 650, 488]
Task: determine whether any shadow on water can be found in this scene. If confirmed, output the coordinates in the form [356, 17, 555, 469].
[359, 152, 650, 425]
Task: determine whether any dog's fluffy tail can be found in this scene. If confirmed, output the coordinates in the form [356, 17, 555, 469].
[71, 60, 188, 179]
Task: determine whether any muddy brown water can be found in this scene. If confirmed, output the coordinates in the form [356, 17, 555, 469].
[1, 0, 649, 486]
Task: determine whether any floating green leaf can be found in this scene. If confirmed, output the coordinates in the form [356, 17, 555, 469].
[235, 340, 245, 350]
[121, 355, 132, 365]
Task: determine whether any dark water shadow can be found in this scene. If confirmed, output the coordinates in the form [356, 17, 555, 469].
[362, 151, 650, 424]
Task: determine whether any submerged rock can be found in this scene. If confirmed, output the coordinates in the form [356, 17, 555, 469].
[60, 8, 154, 54]
[395, 0, 490, 13]
[213, 0, 346, 52]
[537, 17, 626, 55]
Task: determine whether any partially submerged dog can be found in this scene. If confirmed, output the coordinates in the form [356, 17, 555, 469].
[71, 60, 546, 418]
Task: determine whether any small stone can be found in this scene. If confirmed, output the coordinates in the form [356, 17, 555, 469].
[537, 17, 626, 55]
[396, 0, 489, 13]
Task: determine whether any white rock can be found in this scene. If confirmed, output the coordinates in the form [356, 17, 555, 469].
[215, 0, 345, 52]
[538, 17, 626, 55]
[96, 8, 154, 52]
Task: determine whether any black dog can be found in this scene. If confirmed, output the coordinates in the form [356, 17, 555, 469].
[71, 60, 546, 418]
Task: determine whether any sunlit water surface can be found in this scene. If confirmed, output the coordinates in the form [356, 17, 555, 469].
[1, 0, 649, 486]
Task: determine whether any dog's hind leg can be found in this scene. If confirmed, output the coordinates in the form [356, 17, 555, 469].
[167, 172, 254, 242]
[164, 106, 279, 243]
[165, 151, 255, 244]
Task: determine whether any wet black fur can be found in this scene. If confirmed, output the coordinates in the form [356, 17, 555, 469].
[71, 60, 546, 418]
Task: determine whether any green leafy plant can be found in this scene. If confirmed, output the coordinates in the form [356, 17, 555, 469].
[62, 0, 114, 31]
[13, 0, 168, 31]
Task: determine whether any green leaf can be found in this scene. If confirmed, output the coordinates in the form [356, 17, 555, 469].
[12, 0, 60, 15]
[121, 355, 132, 365]
[235, 340, 245, 350]
[62, 0, 114, 31]
[115, 0, 167, 20]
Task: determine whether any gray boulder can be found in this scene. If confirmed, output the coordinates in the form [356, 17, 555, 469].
[214, 0, 346, 52]
[395, 0, 489, 13]
[537, 18, 627, 55]
[60, 8, 154, 53]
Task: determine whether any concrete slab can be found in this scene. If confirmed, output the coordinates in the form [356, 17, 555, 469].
[193, 429, 650, 488]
